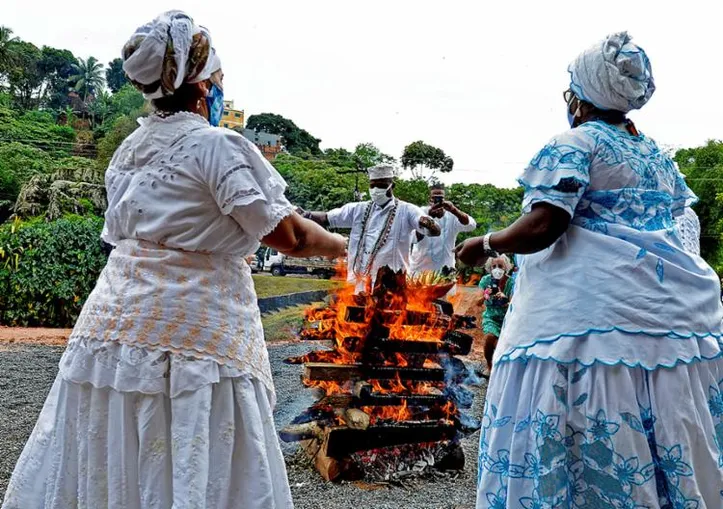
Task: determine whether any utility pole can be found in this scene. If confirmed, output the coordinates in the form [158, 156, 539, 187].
[337, 160, 367, 202]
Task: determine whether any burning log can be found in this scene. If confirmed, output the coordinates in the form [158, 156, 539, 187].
[318, 392, 449, 408]
[279, 421, 324, 442]
[340, 331, 472, 356]
[285, 266, 479, 481]
[344, 409, 371, 430]
[324, 421, 457, 457]
[303, 362, 446, 382]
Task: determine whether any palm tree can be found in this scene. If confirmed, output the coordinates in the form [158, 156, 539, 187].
[70, 56, 104, 104]
[87, 89, 111, 128]
[0, 26, 19, 76]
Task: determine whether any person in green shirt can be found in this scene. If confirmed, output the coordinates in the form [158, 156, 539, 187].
[478, 254, 514, 374]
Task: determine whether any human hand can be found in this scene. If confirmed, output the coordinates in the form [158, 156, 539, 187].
[441, 200, 455, 211]
[454, 237, 489, 267]
[326, 233, 347, 260]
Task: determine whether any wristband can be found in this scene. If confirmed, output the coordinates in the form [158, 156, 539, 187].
[483, 233, 499, 257]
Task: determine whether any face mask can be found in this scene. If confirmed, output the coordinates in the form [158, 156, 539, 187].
[491, 268, 505, 279]
[567, 109, 576, 128]
[206, 83, 224, 127]
[369, 185, 392, 206]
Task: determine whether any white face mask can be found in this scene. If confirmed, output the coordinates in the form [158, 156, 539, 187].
[491, 268, 505, 280]
[369, 185, 392, 206]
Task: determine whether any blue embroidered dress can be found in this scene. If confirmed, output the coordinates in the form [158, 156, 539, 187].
[477, 121, 723, 508]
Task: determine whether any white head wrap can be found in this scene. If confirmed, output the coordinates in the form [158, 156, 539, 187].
[367, 165, 395, 180]
[122, 10, 222, 99]
[568, 32, 655, 112]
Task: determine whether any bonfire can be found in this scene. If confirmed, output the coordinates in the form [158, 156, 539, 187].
[281, 266, 480, 482]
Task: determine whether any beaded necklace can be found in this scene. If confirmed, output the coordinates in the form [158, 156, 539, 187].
[351, 199, 399, 277]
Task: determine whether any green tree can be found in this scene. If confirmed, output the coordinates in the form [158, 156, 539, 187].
[6, 40, 42, 110]
[446, 183, 522, 241]
[353, 142, 396, 168]
[394, 178, 429, 206]
[246, 113, 321, 155]
[88, 89, 112, 129]
[70, 56, 104, 104]
[401, 140, 454, 182]
[96, 110, 144, 168]
[105, 57, 128, 93]
[273, 153, 362, 211]
[0, 26, 19, 78]
[37, 46, 77, 110]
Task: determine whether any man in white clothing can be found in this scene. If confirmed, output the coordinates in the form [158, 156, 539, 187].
[410, 183, 477, 274]
[303, 165, 440, 290]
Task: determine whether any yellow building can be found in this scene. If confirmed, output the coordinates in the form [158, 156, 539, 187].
[221, 100, 244, 129]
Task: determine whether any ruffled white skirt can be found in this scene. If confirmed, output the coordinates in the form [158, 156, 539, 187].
[1, 339, 294, 509]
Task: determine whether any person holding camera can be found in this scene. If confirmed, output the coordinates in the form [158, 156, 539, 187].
[477, 254, 514, 375]
[409, 183, 476, 277]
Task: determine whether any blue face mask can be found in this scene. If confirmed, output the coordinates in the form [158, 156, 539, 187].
[567, 110, 576, 127]
[206, 83, 224, 127]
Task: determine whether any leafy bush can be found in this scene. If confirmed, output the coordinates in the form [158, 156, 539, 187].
[0, 215, 107, 327]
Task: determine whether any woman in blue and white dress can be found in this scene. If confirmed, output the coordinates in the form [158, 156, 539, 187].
[457, 32, 723, 508]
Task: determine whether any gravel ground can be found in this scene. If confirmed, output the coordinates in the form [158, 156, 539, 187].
[0, 341, 486, 508]
[0, 345, 65, 499]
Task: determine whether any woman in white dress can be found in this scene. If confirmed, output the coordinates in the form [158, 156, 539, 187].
[2, 11, 345, 509]
[457, 32, 723, 508]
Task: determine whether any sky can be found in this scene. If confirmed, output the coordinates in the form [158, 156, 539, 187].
[4, 0, 723, 188]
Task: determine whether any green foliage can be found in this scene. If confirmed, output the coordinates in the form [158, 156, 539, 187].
[0, 104, 75, 156]
[0, 142, 53, 220]
[110, 84, 145, 116]
[274, 153, 362, 210]
[246, 112, 322, 155]
[96, 109, 144, 168]
[70, 56, 104, 103]
[37, 46, 77, 110]
[675, 140, 723, 271]
[394, 178, 429, 206]
[401, 140, 454, 182]
[0, 26, 19, 77]
[105, 58, 128, 93]
[0, 215, 107, 327]
[6, 40, 42, 110]
[94, 84, 146, 139]
[446, 183, 523, 241]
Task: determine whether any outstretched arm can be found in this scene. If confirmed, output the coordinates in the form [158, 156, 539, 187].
[455, 203, 571, 266]
[262, 212, 345, 259]
[302, 211, 330, 227]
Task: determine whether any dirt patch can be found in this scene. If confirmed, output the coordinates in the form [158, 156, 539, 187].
[452, 287, 485, 365]
[0, 327, 71, 346]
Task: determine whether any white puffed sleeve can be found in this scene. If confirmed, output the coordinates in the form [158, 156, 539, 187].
[200, 130, 294, 240]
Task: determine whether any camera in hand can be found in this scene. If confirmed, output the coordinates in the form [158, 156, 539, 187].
[433, 196, 443, 205]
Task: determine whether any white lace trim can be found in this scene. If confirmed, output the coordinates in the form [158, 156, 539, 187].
[59, 337, 266, 401]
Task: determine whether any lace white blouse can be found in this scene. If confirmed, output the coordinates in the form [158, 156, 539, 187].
[64, 112, 294, 398]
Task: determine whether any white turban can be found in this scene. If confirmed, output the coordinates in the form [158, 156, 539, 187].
[367, 165, 395, 180]
[122, 10, 222, 99]
[568, 32, 655, 113]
